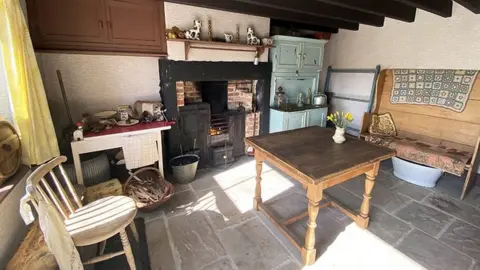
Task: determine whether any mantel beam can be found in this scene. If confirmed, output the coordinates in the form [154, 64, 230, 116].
[233, 0, 385, 27]
[315, 0, 416, 22]
[166, 0, 359, 30]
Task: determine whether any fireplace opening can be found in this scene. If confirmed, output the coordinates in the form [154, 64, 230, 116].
[200, 81, 228, 114]
[167, 79, 262, 169]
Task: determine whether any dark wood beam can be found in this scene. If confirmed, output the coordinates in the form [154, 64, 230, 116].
[271, 19, 339, 33]
[395, 0, 452, 17]
[315, 0, 416, 22]
[166, 0, 359, 30]
[455, 0, 480, 14]
[234, 0, 384, 27]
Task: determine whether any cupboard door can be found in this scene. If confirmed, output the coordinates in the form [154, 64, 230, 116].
[284, 112, 307, 131]
[105, 0, 165, 47]
[27, 0, 108, 44]
[307, 108, 327, 128]
[301, 43, 324, 71]
[273, 41, 301, 72]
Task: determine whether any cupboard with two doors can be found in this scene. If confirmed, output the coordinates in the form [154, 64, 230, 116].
[26, 0, 167, 55]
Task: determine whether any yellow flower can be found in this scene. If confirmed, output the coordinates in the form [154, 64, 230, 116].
[345, 112, 353, 122]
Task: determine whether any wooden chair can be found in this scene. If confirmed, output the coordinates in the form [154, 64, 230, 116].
[25, 156, 138, 269]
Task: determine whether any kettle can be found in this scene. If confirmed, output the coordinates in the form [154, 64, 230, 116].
[313, 93, 327, 106]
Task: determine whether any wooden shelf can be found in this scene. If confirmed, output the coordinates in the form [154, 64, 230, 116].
[167, 38, 272, 60]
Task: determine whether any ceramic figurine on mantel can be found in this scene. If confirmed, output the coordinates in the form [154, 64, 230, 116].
[185, 20, 201, 40]
[246, 27, 260, 45]
[235, 24, 240, 43]
[224, 33, 233, 43]
[327, 111, 353, 144]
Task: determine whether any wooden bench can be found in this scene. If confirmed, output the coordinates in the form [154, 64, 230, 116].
[360, 69, 480, 199]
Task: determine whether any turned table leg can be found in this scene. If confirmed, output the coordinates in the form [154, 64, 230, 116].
[357, 162, 380, 229]
[254, 155, 263, 210]
[302, 185, 322, 266]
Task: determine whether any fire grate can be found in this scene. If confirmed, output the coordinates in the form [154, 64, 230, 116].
[210, 113, 229, 135]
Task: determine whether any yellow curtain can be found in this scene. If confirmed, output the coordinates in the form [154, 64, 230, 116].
[0, 0, 59, 165]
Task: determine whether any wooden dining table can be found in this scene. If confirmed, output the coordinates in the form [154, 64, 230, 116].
[245, 126, 395, 266]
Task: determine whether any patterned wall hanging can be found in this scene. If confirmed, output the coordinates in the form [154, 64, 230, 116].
[390, 69, 479, 112]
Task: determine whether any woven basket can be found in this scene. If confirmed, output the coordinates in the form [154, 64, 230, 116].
[124, 167, 174, 212]
[0, 120, 21, 185]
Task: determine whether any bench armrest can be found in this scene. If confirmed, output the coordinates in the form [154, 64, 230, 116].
[359, 112, 373, 138]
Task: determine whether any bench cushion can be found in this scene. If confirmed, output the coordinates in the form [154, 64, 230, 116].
[366, 134, 472, 176]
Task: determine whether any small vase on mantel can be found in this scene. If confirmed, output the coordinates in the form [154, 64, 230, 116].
[332, 127, 346, 144]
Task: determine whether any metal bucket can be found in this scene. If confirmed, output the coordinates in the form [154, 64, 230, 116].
[170, 154, 199, 184]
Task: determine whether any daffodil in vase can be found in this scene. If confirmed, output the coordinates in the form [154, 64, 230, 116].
[327, 111, 354, 144]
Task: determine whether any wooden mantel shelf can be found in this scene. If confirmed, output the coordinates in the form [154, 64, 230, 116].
[167, 38, 273, 60]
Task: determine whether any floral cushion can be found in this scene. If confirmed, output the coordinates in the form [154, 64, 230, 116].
[369, 113, 397, 136]
[366, 134, 472, 176]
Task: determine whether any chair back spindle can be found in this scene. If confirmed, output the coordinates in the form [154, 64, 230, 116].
[26, 156, 83, 220]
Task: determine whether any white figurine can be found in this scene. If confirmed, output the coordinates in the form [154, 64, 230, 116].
[185, 20, 201, 40]
[247, 27, 260, 45]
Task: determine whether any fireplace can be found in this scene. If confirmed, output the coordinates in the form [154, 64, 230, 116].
[159, 60, 272, 169]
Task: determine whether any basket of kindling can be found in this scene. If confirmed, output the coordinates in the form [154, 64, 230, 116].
[124, 167, 175, 212]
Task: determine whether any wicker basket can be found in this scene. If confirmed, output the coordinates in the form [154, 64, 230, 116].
[124, 167, 174, 212]
[0, 120, 21, 185]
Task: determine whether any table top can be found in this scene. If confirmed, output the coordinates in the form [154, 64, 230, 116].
[246, 127, 395, 184]
[84, 121, 175, 139]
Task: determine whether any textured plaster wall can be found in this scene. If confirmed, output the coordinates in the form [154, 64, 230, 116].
[35, 3, 270, 138]
[322, 2, 480, 84]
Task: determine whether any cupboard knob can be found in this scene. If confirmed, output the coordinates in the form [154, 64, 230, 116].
[303, 54, 306, 59]
[99, 21, 104, 28]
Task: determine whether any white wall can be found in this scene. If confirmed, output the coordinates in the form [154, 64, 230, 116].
[323, 3, 480, 77]
[36, 3, 270, 139]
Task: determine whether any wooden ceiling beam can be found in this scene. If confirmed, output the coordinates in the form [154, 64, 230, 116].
[395, 0, 452, 17]
[455, 0, 480, 14]
[270, 19, 339, 33]
[166, 0, 359, 30]
[233, 0, 385, 27]
[315, 0, 416, 22]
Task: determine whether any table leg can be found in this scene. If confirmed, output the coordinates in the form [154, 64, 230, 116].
[72, 150, 84, 185]
[253, 154, 263, 211]
[302, 184, 323, 266]
[357, 162, 380, 228]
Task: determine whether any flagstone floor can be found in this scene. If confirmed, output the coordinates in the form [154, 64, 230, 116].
[140, 156, 480, 270]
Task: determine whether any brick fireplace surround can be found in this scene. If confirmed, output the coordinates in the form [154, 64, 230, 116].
[175, 80, 260, 138]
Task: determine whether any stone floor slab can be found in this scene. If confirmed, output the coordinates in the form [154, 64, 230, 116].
[397, 229, 473, 270]
[275, 260, 301, 270]
[161, 189, 198, 217]
[340, 176, 411, 213]
[325, 185, 362, 212]
[198, 257, 236, 270]
[288, 208, 351, 256]
[426, 193, 480, 226]
[145, 217, 176, 270]
[434, 174, 465, 198]
[265, 191, 307, 220]
[392, 180, 433, 201]
[395, 201, 453, 237]
[440, 220, 480, 262]
[168, 212, 226, 270]
[368, 206, 411, 245]
[219, 218, 290, 270]
[377, 170, 403, 189]
[195, 187, 255, 230]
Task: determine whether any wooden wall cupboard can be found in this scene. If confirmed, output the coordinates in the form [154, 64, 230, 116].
[26, 0, 167, 55]
[269, 35, 327, 73]
[269, 107, 328, 133]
